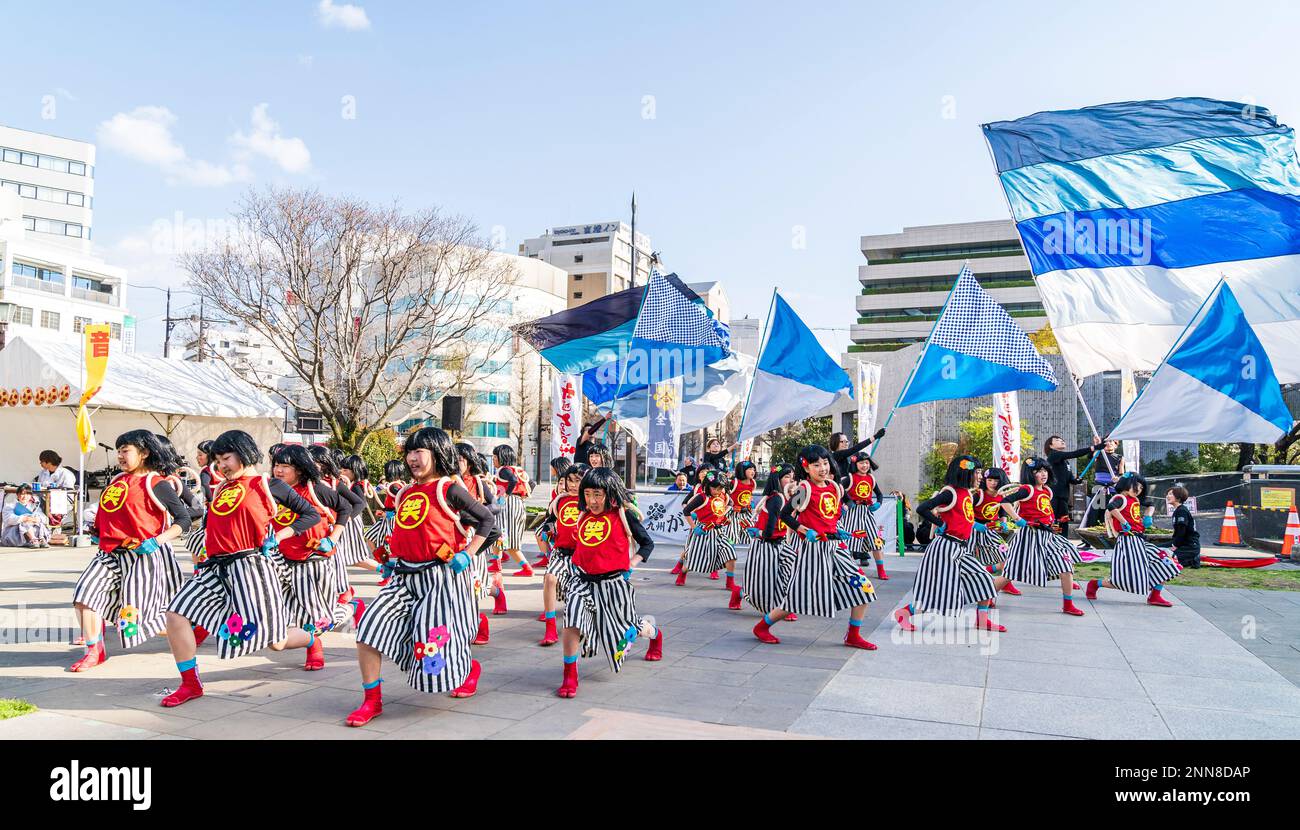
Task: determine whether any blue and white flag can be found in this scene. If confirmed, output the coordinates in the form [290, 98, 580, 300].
[896, 266, 1057, 408]
[1110, 281, 1293, 443]
[645, 378, 683, 469]
[738, 293, 853, 442]
[984, 97, 1300, 382]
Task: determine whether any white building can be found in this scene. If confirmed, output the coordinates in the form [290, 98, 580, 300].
[0, 125, 95, 253]
[521, 221, 652, 308]
[183, 326, 294, 384]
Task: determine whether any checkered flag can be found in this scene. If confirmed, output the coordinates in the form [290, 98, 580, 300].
[633, 271, 730, 353]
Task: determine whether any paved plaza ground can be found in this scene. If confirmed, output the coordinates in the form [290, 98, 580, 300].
[2, 540, 1300, 740]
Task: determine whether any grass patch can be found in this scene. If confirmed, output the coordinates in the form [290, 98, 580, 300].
[0, 699, 36, 720]
[1074, 562, 1300, 592]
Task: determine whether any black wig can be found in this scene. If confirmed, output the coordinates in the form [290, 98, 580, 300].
[210, 430, 262, 468]
[382, 459, 408, 483]
[944, 455, 979, 489]
[579, 466, 628, 511]
[272, 444, 322, 485]
[151, 433, 183, 477]
[982, 467, 1009, 492]
[762, 463, 795, 497]
[1021, 456, 1054, 487]
[453, 442, 486, 476]
[585, 442, 613, 468]
[115, 429, 176, 475]
[308, 444, 341, 480]
[733, 460, 757, 480]
[794, 444, 833, 481]
[698, 468, 728, 493]
[1114, 472, 1147, 498]
[493, 444, 517, 467]
[549, 456, 572, 479]
[340, 454, 369, 483]
[405, 427, 460, 479]
[847, 451, 879, 473]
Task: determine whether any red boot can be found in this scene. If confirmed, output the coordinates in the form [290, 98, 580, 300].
[1085, 579, 1100, 600]
[1000, 581, 1021, 596]
[786, 613, 798, 621]
[540, 616, 558, 646]
[875, 561, 890, 581]
[1147, 589, 1173, 607]
[1062, 597, 1085, 616]
[493, 586, 508, 616]
[304, 636, 325, 671]
[670, 560, 682, 575]
[753, 619, 780, 644]
[537, 611, 547, 622]
[674, 571, 686, 587]
[725, 574, 737, 590]
[644, 628, 664, 661]
[1073, 582, 1081, 591]
[533, 555, 549, 569]
[351, 598, 366, 629]
[512, 563, 535, 577]
[977, 615, 1007, 632]
[338, 586, 355, 605]
[894, 606, 916, 632]
[472, 612, 490, 645]
[450, 659, 482, 698]
[709, 571, 720, 580]
[844, 625, 878, 650]
[160, 667, 204, 708]
[69, 640, 105, 672]
[557, 660, 579, 698]
[346, 684, 383, 727]
[488, 558, 501, 574]
[192, 625, 210, 648]
[728, 586, 743, 610]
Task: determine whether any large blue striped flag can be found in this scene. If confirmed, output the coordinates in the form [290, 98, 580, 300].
[983, 97, 1300, 383]
[512, 285, 645, 375]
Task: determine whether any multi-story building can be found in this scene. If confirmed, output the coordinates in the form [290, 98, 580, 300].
[0, 125, 95, 254]
[521, 221, 652, 308]
[851, 219, 1045, 354]
[182, 326, 294, 383]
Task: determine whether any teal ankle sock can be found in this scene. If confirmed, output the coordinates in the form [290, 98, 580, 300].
[362, 677, 382, 690]
[563, 654, 578, 665]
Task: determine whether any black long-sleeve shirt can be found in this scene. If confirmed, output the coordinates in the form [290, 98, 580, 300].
[444, 482, 495, 539]
[497, 466, 519, 494]
[628, 512, 654, 563]
[574, 417, 608, 465]
[150, 480, 193, 533]
[312, 481, 353, 527]
[175, 479, 204, 523]
[335, 481, 364, 520]
[1047, 446, 1098, 500]
[268, 478, 321, 536]
[759, 493, 786, 543]
[1171, 503, 1200, 550]
[702, 450, 730, 470]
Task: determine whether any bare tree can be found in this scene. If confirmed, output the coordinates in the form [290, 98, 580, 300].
[182, 187, 515, 452]
[510, 353, 539, 461]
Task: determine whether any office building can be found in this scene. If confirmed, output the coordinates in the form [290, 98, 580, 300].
[521, 221, 652, 308]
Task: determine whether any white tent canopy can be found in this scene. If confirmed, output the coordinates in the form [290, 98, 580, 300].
[0, 333, 285, 484]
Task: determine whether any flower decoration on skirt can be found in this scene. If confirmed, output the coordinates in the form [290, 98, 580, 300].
[427, 625, 450, 649]
[121, 622, 138, 639]
[414, 641, 429, 660]
[422, 652, 445, 676]
[118, 605, 140, 625]
[225, 613, 244, 635]
[614, 624, 638, 662]
[849, 574, 875, 595]
[239, 622, 258, 642]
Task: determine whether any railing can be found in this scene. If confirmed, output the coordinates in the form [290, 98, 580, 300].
[72, 286, 115, 305]
[11, 274, 65, 294]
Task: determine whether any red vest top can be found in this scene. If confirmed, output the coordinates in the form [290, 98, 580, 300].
[203, 463, 225, 500]
[572, 507, 633, 574]
[729, 479, 756, 512]
[754, 494, 789, 541]
[274, 481, 336, 561]
[693, 492, 731, 528]
[389, 478, 469, 563]
[934, 486, 976, 542]
[847, 473, 877, 505]
[552, 493, 582, 549]
[95, 472, 169, 553]
[975, 491, 1004, 527]
[795, 480, 842, 536]
[1108, 493, 1145, 535]
[205, 475, 276, 556]
[495, 466, 529, 498]
[1017, 485, 1055, 526]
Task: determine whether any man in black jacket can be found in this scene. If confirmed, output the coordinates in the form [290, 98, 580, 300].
[1044, 434, 1103, 538]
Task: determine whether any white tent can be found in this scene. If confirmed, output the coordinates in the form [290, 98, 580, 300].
[0, 333, 286, 483]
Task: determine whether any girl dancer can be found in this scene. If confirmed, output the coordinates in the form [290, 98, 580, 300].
[1086, 473, 1182, 607]
[315, 447, 372, 595]
[533, 456, 572, 568]
[493, 444, 533, 577]
[1000, 457, 1085, 617]
[455, 443, 507, 645]
[538, 463, 586, 646]
[892, 456, 1004, 633]
[160, 430, 324, 708]
[363, 459, 408, 585]
[971, 467, 1021, 596]
[839, 451, 890, 581]
[271, 444, 365, 670]
[742, 464, 799, 624]
[679, 470, 742, 608]
[346, 428, 495, 726]
[727, 460, 759, 545]
[827, 428, 887, 481]
[557, 466, 662, 698]
[752, 445, 877, 648]
[196, 440, 222, 502]
[70, 430, 193, 671]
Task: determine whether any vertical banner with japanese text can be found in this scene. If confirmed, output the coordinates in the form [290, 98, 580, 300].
[856, 361, 881, 442]
[646, 378, 682, 470]
[550, 373, 580, 459]
[1119, 369, 1141, 474]
[76, 324, 111, 454]
[992, 391, 1021, 483]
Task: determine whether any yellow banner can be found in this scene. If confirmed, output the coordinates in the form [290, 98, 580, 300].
[76, 324, 112, 453]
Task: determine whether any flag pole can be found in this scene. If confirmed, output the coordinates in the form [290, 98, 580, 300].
[736, 288, 778, 442]
[869, 265, 965, 456]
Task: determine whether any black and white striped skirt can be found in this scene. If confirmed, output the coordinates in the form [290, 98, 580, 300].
[743, 538, 795, 614]
[470, 551, 490, 600]
[499, 495, 526, 550]
[1002, 525, 1077, 586]
[167, 553, 289, 659]
[363, 514, 395, 550]
[911, 535, 997, 616]
[968, 527, 1010, 568]
[840, 502, 883, 556]
[546, 548, 575, 603]
[336, 515, 372, 567]
[777, 537, 876, 618]
[682, 527, 735, 573]
[1110, 535, 1182, 595]
[726, 508, 755, 545]
[355, 561, 478, 693]
[184, 528, 206, 564]
[564, 569, 650, 673]
[282, 556, 352, 632]
[72, 544, 181, 649]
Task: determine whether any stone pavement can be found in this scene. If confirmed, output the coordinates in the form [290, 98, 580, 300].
[1, 540, 1299, 740]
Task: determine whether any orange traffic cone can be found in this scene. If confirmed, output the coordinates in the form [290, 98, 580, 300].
[1218, 501, 1242, 546]
[1282, 504, 1300, 558]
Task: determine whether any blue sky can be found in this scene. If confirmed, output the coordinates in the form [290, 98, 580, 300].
[6, 0, 1300, 356]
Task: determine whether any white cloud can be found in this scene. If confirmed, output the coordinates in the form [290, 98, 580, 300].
[316, 0, 370, 30]
[229, 104, 312, 174]
[97, 106, 241, 187]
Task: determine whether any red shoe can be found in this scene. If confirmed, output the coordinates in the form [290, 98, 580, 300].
[844, 626, 878, 650]
[724, 574, 737, 590]
[346, 684, 383, 727]
[978, 617, 1007, 632]
[512, 564, 535, 577]
[73, 635, 85, 646]
[338, 587, 355, 605]
[534, 556, 549, 569]
[988, 597, 997, 609]
[493, 586, 508, 616]
[192, 625, 210, 648]
[786, 613, 798, 621]
[304, 636, 325, 671]
[670, 560, 682, 575]
[674, 571, 686, 587]
[351, 598, 366, 628]
[540, 617, 558, 646]
[537, 611, 547, 622]
[376, 577, 391, 588]
[488, 559, 501, 574]
[450, 659, 482, 698]
[1147, 589, 1173, 607]
[709, 571, 720, 580]
[160, 667, 203, 708]
[472, 613, 490, 645]
[728, 586, 743, 610]
[1000, 581, 1022, 596]
[645, 628, 664, 661]
[875, 562, 890, 581]
[1062, 599, 1085, 616]
[1073, 582, 1081, 591]
[556, 660, 579, 698]
[753, 619, 780, 644]
[1085, 579, 1100, 600]
[894, 607, 916, 632]
[69, 640, 105, 672]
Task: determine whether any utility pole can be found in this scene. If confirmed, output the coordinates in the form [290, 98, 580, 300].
[624, 191, 639, 490]
[198, 296, 205, 362]
[163, 288, 171, 358]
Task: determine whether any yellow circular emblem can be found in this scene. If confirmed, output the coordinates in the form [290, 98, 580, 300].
[560, 502, 580, 527]
[210, 481, 247, 517]
[99, 480, 129, 513]
[396, 491, 431, 530]
[580, 515, 611, 545]
[818, 491, 838, 519]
